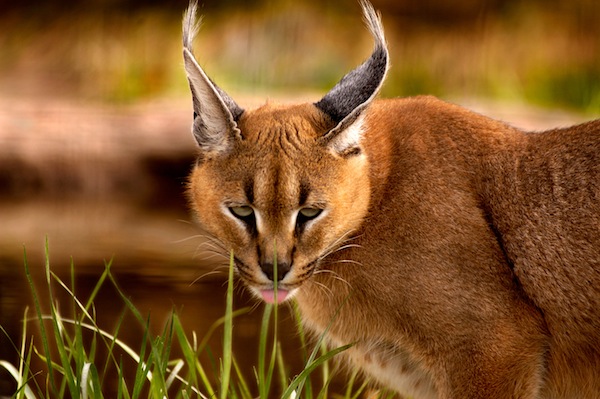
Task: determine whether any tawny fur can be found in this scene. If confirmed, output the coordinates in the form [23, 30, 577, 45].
[182, 2, 600, 398]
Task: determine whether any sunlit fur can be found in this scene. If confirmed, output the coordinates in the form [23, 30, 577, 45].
[183, 1, 600, 398]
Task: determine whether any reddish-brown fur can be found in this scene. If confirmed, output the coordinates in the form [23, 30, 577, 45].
[183, 2, 600, 396]
[188, 97, 600, 398]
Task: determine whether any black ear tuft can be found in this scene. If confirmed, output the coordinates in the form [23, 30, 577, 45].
[315, 45, 387, 125]
[315, 0, 388, 129]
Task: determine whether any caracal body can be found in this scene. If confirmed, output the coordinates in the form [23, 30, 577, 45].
[182, 2, 600, 398]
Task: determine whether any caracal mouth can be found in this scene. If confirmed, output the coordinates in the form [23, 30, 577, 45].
[254, 287, 299, 304]
[239, 258, 319, 304]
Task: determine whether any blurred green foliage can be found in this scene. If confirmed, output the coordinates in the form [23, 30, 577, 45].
[1, 0, 599, 112]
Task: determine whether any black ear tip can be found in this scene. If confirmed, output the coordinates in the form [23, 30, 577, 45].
[314, 45, 388, 124]
[314, 1, 388, 125]
[314, 98, 344, 125]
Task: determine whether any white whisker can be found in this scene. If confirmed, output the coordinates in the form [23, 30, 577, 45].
[313, 269, 353, 289]
[194, 242, 227, 255]
[248, 298, 263, 313]
[190, 270, 225, 285]
[333, 243, 363, 252]
[194, 252, 225, 262]
[329, 259, 363, 266]
[319, 229, 358, 260]
[309, 280, 334, 300]
[192, 237, 228, 261]
[192, 250, 228, 263]
[170, 234, 206, 244]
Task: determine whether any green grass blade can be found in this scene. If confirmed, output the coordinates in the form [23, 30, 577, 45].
[17, 331, 38, 399]
[131, 316, 151, 399]
[349, 380, 370, 399]
[291, 302, 312, 397]
[50, 270, 98, 326]
[266, 250, 279, 397]
[116, 357, 131, 399]
[23, 246, 58, 396]
[89, 363, 104, 399]
[294, 294, 353, 398]
[281, 344, 353, 399]
[49, 302, 78, 397]
[0, 360, 36, 399]
[146, 319, 172, 397]
[232, 355, 252, 399]
[173, 315, 214, 398]
[315, 378, 332, 399]
[46, 279, 78, 396]
[52, 265, 123, 390]
[257, 303, 273, 398]
[42, 238, 79, 396]
[49, 266, 123, 389]
[344, 368, 358, 399]
[195, 307, 250, 357]
[152, 340, 169, 397]
[75, 316, 87, 392]
[0, 307, 35, 399]
[219, 250, 235, 399]
[102, 308, 127, 380]
[105, 262, 148, 327]
[318, 342, 331, 399]
[84, 260, 112, 313]
[276, 341, 288, 397]
[258, 246, 281, 399]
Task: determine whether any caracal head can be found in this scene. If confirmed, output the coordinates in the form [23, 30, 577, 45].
[183, 0, 388, 303]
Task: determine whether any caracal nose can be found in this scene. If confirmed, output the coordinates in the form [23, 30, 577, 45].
[261, 262, 291, 282]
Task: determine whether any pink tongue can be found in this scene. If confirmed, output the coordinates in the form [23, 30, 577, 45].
[261, 289, 289, 304]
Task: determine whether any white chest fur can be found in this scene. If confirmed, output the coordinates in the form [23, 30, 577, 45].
[346, 341, 438, 399]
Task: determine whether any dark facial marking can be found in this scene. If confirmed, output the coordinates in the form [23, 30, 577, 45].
[244, 178, 254, 204]
[299, 181, 311, 206]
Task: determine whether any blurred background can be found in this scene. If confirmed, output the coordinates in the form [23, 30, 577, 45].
[1, 0, 599, 395]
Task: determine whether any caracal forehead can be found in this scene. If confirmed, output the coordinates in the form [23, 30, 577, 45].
[237, 103, 334, 144]
[233, 103, 345, 198]
[232, 104, 340, 208]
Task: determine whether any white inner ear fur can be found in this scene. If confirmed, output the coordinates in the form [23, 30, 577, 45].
[184, 49, 236, 151]
[328, 115, 365, 154]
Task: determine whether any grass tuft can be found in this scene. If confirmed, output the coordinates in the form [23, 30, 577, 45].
[0, 242, 393, 398]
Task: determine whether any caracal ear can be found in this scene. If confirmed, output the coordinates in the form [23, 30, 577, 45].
[183, 1, 244, 156]
[315, 0, 389, 155]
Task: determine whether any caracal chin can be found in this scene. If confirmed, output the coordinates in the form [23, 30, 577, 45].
[181, 1, 600, 398]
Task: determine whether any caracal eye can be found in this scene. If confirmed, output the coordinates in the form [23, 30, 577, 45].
[299, 207, 322, 219]
[229, 205, 254, 218]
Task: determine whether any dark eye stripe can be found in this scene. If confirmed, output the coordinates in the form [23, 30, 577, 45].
[299, 181, 310, 207]
[229, 206, 257, 237]
[244, 178, 254, 204]
[296, 208, 323, 236]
